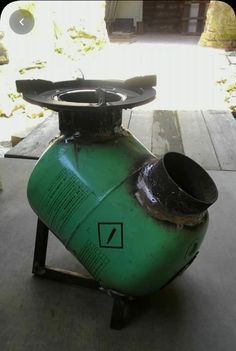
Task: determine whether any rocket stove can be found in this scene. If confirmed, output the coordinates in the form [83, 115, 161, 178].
[17, 76, 218, 329]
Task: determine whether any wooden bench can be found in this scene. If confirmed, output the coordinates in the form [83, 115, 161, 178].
[5, 110, 236, 171]
[5, 113, 60, 160]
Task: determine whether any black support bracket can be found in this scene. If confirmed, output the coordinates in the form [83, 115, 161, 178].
[32, 217, 130, 330]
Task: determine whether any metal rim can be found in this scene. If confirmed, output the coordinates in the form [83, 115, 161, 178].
[54, 89, 126, 107]
[162, 152, 218, 205]
[16, 78, 156, 111]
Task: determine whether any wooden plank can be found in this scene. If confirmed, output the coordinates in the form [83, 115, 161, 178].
[5, 113, 59, 160]
[152, 110, 183, 157]
[203, 110, 236, 171]
[178, 110, 220, 170]
[128, 110, 153, 150]
[122, 109, 132, 129]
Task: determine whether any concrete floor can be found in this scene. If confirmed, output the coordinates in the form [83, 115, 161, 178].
[0, 158, 236, 350]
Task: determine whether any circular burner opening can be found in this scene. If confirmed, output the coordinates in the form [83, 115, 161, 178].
[57, 89, 122, 104]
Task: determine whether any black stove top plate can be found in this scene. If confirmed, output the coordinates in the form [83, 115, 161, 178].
[16, 76, 156, 112]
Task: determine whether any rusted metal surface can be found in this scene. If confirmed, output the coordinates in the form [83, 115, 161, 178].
[58, 109, 123, 137]
[135, 187, 207, 228]
[61, 126, 132, 145]
[135, 153, 218, 227]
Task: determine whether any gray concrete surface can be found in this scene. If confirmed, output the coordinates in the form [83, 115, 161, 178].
[0, 158, 236, 351]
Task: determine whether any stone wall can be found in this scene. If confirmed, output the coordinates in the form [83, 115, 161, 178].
[199, 1, 236, 49]
[0, 31, 9, 65]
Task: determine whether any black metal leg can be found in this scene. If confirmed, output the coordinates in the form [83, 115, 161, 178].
[32, 218, 49, 274]
[110, 296, 129, 330]
[31, 217, 132, 329]
[32, 217, 99, 288]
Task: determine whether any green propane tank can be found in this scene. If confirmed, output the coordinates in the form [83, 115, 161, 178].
[17, 76, 218, 297]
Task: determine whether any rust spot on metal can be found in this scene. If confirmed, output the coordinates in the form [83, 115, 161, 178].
[134, 155, 215, 227]
[61, 126, 131, 145]
[135, 187, 207, 228]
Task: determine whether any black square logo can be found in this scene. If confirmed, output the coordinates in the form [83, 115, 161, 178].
[98, 222, 123, 249]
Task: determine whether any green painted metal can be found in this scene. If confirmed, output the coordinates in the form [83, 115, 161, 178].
[27, 132, 208, 296]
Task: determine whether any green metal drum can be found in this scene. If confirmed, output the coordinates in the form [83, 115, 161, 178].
[27, 132, 212, 296]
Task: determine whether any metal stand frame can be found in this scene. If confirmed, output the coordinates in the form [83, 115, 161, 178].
[32, 218, 130, 330]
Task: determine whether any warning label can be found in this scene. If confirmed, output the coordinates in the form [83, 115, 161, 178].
[98, 222, 123, 248]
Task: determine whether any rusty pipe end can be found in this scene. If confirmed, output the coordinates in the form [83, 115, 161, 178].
[136, 152, 218, 226]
